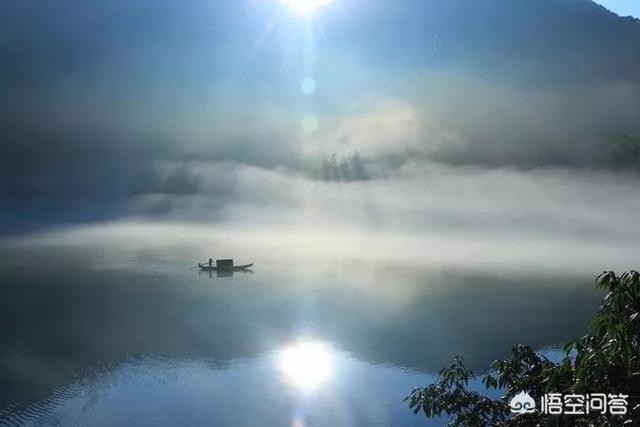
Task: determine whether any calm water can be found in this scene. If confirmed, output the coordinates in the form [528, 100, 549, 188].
[0, 242, 601, 426]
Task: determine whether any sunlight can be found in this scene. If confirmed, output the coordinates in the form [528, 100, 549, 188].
[277, 340, 334, 392]
[279, 0, 335, 16]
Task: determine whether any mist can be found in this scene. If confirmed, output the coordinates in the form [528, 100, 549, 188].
[2, 158, 637, 277]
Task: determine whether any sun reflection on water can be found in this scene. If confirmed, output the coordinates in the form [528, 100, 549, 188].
[277, 340, 334, 392]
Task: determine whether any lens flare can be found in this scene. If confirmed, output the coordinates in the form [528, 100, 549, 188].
[301, 77, 316, 95]
[301, 115, 319, 133]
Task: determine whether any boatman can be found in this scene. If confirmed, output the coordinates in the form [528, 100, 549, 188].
[209, 258, 213, 267]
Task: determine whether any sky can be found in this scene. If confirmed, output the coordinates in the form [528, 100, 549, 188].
[1, 0, 640, 241]
[594, 0, 640, 18]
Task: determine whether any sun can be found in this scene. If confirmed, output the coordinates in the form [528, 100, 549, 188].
[280, 0, 335, 16]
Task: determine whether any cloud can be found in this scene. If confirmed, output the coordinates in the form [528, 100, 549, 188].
[303, 100, 421, 158]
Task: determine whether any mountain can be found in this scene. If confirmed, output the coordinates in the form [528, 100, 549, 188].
[326, 0, 640, 85]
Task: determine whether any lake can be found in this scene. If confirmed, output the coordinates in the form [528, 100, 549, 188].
[0, 233, 603, 426]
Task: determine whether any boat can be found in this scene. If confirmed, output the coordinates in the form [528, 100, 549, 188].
[198, 259, 253, 272]
[198, 263, 253, 272]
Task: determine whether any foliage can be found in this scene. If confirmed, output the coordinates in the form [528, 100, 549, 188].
[319, 152, 368, 182]
[602, 133, 640, 170]
[406, 271, 640, 426]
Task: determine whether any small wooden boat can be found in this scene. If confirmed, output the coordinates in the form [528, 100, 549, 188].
[198, 263, 253, 272]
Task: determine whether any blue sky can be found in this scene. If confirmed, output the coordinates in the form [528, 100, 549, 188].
[594, 0, 640, 18]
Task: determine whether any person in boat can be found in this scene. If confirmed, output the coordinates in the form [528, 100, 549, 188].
[208, 258, 213, 267]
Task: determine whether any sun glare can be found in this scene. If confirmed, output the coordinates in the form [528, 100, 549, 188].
[277, 340, 334, 392]
[280, 0, 335, 16]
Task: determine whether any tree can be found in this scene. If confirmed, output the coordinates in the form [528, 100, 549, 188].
[406, 271, 640, 426]
[320, 152, 369, 182]
[602, 133, 640, 170]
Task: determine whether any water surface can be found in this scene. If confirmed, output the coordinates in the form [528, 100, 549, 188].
[0, 241, 601, 426]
